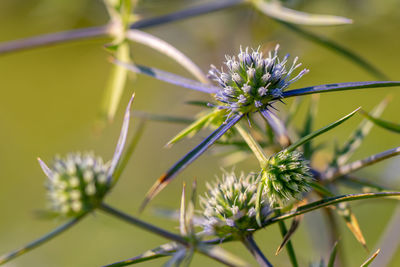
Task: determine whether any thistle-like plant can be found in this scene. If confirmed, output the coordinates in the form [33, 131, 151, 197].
[200, 171, 272, 238]
[263, 150, 312, 206]
[2, 1, 400, 266]
[209, 45, 308, 116]
[117, 44, 400, 209]
[42, 152, 110, 217]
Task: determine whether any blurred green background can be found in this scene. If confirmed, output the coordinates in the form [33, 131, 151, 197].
[0, 0, 400, 266]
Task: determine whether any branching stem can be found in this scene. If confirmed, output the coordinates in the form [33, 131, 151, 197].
[99, 203, 188, 246]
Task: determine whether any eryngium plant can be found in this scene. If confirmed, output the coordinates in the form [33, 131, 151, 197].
[200, 171, 271, 238]
[45, 153, 110, 217]
[209, 45, 308, 115]
[263, 150, 312, 206]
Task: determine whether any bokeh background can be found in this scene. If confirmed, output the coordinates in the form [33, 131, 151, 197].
[0, 0, 400, 266]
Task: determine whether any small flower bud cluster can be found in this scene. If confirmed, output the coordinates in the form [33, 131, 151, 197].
[264, 150, 312, 206]
[200, 171, 271, 237]
[45, 153, 110, 217]
[208, 45, 308, 114]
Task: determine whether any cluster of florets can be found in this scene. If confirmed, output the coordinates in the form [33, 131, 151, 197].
[208, 45, 308, 114]
[45, 153, 110, 217]
[200, 171, 271, 237]
[263, 150, 313, 206]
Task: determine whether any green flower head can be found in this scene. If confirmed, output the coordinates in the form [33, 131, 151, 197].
[200, 171, 271, 238]
[42, 152, 110, 217]
[264, 150, 313, 206]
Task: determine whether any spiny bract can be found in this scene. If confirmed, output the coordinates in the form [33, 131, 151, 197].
[208, 45, 308, 115]
[264, 150, 313, 206]
[200, 171, 271, 237]
[45, 152, 110, 217]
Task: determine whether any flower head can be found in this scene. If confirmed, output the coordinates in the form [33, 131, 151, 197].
[264, 150, 313, 206]
[200, 171, 271, 237]
[208, 45, 308, 114]
[44, 152, 110, 217]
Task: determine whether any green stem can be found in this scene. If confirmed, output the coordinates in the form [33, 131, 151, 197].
[0, 25, 111, 55]
[275, 209, 298, 267]
[0, 213, 85, 265]
[99, 203, 188, 246]
[235, 123, 268, 164]
[241, 234, 273, 267]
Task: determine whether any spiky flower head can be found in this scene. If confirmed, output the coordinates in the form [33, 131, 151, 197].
[208, 45, 308, 114]
[263, 150, 312, 206]
[44, 152, 110, 217]
[200, 171, 271, 238]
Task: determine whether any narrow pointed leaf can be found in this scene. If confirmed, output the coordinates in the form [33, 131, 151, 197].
[179, 184, 187, 236]
[302, 94, 319, 159]
[37, 158, 53, 179]
[115, 60, 219, 94]
[332, 98, 388, 167]
[141, 113, 244, 211]
[197, 244, 250, 267]
[103, 243, 178, 266]
[260, 109, 291, 148]
[360, 249, 380, 267]
[112, 118, 146, 186]
[282, 81, 400, 98]
[253, 0, 352, 26]
[276, 211, 299, 267]
[337, 203, 368, 250]
[325, 146, 400, 181]
[265, 192, 400, 226]
[276, 214, 303, 255]
[167, 109, 221, 146]
[286, 107, 359, 152]
[327, 241, 339, 267]
[126, 30, 209, 83]
[277, 21, 388, 80]
[360, 110, 400, 133]
[101, 42, 131, 121]
[107, 94, 135, 184]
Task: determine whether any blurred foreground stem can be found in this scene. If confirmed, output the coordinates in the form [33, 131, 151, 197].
[241, 234, 273, 267]
[0, 213, 86, 265]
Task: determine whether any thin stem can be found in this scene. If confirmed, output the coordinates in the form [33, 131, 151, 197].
[99, 203, 188, 246]
[126, 30, 209, 84]
[0, 25, 111, 55]
[129, 0, 246, 29]
[241, 234, 273, 267]
[0, 0, 245, 56]
[275, 210, 299, 267]
[235, 123, 268, 164]
[0, 213, 85, 265]
[324, 146, 400, 181]
[322, 208, 345, 267]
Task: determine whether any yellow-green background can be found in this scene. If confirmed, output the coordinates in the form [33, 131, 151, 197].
[0, 0, 399, 266]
